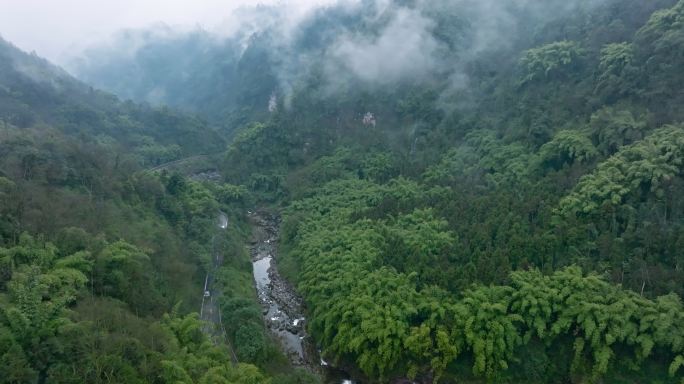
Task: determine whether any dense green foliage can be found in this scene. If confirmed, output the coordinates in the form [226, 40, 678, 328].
[280, 177, 684, 382]
[0, 38, 296, 383]
[0, 38, 225, 165]
[4, 0, 684, 382]
[0, 234, 272, 383]
[212, 0, 684, 382]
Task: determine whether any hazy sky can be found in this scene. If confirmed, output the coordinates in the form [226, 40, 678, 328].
[0, 0, 334, 64]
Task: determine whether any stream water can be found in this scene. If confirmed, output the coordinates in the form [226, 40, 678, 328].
[248, 211, 355, 383]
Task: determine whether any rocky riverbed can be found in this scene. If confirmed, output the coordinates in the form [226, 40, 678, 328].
[248, 211, 308, 363]
[248, 210, 356, 383]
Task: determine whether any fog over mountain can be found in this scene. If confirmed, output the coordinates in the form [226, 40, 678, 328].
[0, 0, 336, 64]
[68, 0, 642, 126]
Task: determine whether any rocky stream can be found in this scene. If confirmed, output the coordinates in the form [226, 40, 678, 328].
[248, 211, 355, 384]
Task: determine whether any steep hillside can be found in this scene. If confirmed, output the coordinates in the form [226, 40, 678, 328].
[1, 37, 225, 164]
[0, 39, 310, 384]
[222, 0, 684, 382]
[71, 26, 277, 131]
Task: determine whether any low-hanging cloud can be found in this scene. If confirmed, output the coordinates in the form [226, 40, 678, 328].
[0, 0, 338, 65]
[62, 0, 616, 114]
[327, 7, 441, 85]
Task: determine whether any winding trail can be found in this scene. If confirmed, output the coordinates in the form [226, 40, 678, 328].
[200, 212, 238, 364]
[145, 155, 210, 172]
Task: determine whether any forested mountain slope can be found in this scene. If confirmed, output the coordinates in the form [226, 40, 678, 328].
[72, 24, 279, 130]
[217, 0, 684, 382]
[0, 38, 307, 383]
[0, 37, 225, 164]
[5, 0, 684, 382]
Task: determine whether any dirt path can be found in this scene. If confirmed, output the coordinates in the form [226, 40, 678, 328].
[200, 212, 238, 364]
